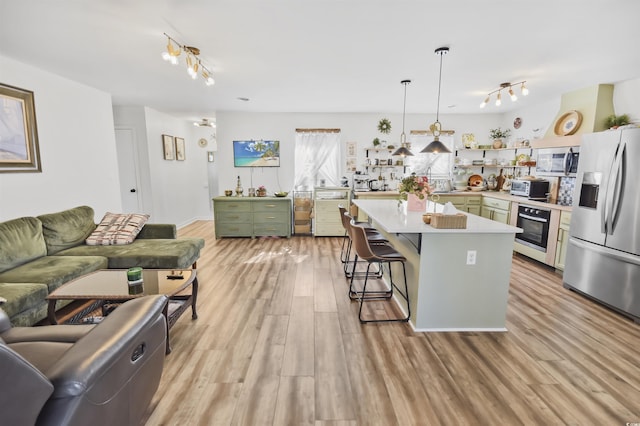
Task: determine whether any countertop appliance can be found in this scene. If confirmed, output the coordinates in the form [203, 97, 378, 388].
[510, 179, 549, 200]
[535, 146, 580, 177]
[515, 204, 551, 252]
[563, 127, 640, 321]
[352, 173, 370, 191]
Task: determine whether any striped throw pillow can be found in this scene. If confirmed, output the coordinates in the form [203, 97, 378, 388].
[85, 212, 150, 246]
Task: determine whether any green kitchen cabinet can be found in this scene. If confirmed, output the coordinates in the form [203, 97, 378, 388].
[480, 196, 511, 224]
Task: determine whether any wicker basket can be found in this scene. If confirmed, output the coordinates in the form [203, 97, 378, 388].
[430, 213, 467, 229]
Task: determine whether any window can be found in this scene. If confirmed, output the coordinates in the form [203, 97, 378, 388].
[405, 133, 454, 179]
[293, 129, 341, 190]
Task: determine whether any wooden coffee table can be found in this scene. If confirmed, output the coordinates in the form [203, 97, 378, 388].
[46, 268, 198, 354]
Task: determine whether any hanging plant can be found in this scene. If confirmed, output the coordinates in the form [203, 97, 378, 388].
[377, 118, 392, 134]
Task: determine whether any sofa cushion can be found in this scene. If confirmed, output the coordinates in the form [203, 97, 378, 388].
[38, 206, 96, 255]
[55, 238, 205, 269]
[0, 217, 47, 273]
[85, 212, 150, 246]
[0, 256, 108, 293]
[0, 283, 48, 320]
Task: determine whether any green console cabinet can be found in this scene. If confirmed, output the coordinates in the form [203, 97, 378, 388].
[213, 197, 292, 239]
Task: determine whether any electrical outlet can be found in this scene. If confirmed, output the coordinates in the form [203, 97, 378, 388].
[466, 250, 477, 265]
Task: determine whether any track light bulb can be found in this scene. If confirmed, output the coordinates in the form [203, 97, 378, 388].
[521, 82, 529, 96]
[480, 96, 489, 108]
[495, 92, 502, 106]
[509, 88, 517, 101]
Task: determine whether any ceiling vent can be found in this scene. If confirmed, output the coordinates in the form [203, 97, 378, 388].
[193, 118, 216, 127]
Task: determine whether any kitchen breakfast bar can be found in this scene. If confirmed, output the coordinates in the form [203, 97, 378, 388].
[352, 199, 521, 331]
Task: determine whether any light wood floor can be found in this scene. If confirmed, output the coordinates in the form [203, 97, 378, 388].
[142, 220, 640, 425]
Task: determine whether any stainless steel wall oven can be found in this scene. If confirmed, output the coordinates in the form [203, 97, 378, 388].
[515, 204, 551, 252]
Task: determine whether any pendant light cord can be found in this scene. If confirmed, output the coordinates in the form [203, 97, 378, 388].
[402, 81, 408, 134]
[436, 50, 444, 122]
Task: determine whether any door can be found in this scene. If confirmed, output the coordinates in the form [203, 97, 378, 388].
[604, 127, 640, 256]
[115, 128, 143, 212]
[570, 130, 619, 245]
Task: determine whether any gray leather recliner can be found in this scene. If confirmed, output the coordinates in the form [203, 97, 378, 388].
[0, 295, 168, 426]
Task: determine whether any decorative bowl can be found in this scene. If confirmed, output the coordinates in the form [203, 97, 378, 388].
[274, 191, 289, 197]
[422, 214, 432, 224]
[224, 190, 233, 196]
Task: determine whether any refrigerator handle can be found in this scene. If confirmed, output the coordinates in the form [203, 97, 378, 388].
[609, 140, 626, 233]
[605, 140, 625, 234]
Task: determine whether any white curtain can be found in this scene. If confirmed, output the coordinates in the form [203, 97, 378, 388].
[294, 132, 340, 190]
[405, 133, 454, 179]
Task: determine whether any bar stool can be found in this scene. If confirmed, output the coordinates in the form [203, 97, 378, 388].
[348, 221, 410, 323]
[338, 206, 387, 278]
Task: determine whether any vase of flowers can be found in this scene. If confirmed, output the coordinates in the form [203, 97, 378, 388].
[399, 174, 432, 211]
[257, 185, 267, 197]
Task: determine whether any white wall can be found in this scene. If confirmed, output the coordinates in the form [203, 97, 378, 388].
[113, 106, 212, 227]
[0, 55, 122, 221]
[143, 108, 211, 226]
[215, 111, 504, 194]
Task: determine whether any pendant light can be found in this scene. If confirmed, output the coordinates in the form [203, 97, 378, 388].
[392, 79, 414, 157]
[421, 46, 451, 154]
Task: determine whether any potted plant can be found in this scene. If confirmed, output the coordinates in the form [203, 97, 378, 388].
[605, 114, 631, 129]
[372, 137, 381, 147]
[257, 185, 267, 197]
[489, 127, 511, 149]
[398, 174, 432, 211]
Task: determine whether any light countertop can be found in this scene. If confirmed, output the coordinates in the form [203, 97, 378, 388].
[353, 199, 521, 235]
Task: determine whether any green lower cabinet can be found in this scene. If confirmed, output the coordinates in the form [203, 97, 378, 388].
[480, 196, 510, 224]
[435, 195, 482, 215]
[554, 211, 572, 270]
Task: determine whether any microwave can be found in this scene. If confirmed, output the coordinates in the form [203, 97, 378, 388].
[535, 147, 579, 177]
[510, 179, 550, 200]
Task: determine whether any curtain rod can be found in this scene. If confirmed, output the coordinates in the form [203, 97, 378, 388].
[410, 129, 455, 135]
[295, 128, 341, 133]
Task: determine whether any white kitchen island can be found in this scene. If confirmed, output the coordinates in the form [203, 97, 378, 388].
[352, 199, 521, 331]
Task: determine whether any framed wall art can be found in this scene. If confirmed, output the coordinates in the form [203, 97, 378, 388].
[175, 137, 185, 161]
[0, 83, 42, 173]
[162, 134, 174, 160]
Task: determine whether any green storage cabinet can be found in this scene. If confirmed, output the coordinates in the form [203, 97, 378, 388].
[213, 197, 291, 239]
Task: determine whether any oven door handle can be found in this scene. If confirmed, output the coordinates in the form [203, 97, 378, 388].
[518, 213, 548, 223]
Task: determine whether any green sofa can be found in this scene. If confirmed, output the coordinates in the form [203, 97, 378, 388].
[0, 206, 205, 327]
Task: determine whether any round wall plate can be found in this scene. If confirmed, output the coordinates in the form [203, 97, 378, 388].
[198, 138, 208, 147]
[554, 110, 583, 136]
[513, 117, 522, 129]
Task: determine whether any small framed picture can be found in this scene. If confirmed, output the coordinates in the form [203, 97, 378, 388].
[162, 135, 174, 160]
[175, 137, 185, 161]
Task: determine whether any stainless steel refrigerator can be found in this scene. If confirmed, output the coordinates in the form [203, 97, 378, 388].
[564, 127, 640, 321]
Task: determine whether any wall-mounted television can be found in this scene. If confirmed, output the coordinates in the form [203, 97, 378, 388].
[233, 140, 280, 167]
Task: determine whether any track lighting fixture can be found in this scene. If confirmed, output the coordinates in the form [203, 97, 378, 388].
[421, 47, 452, 154]
[161, 33, 215, 87]
[479, 81, 528, 108]
[392, 80, 414, 157]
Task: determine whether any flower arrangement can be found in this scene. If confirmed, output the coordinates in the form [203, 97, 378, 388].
[257, 185, 267, 196]
[398, 174, 432, 201]
[489, 127, 511, 140]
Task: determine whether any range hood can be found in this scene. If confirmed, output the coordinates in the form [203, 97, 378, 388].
[534, 84, 615, 148]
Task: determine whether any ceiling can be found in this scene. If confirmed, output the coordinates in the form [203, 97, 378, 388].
[1, 0, 639, 122]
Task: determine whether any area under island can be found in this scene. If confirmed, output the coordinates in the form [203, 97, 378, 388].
[352, 199, 521, 331]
